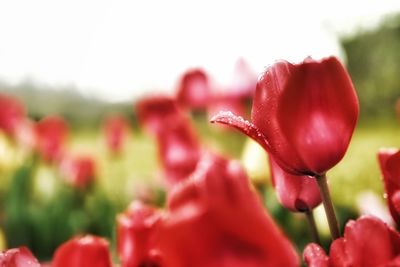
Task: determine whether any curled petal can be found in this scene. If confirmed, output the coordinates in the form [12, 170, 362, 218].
[210, 111, 299, 175]
[303, 243, 329, 267]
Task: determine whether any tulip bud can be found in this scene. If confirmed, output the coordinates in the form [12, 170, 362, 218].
[103, 114, 129, 155]
[0, 93, 25, 138]
[176, 69, 211, 111]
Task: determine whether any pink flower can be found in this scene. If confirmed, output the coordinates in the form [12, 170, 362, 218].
[211, 56, 359, 176]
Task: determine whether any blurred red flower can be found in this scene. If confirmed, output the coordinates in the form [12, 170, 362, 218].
[136, 96, 201, 186]
[59, 154, 96, 189]
[0, 246, 40, 267]
[176, 69, 212, 110]
[158, 119, 201, 185]
[378, 148, 400, 225]
[228, 58, 258, 100]
[211, 56, 359, 176]
[103, 114, 129, 155]
[269, 156, 321, 212]
[52, 235, 112, 267]
[304, 216, 400, 267]
[0, 93, 25, 137]
[136, 96, 186, 137]
[35, 116, 68, 162]
[117, 201, 163, 267]
[158, 153, 299, 267]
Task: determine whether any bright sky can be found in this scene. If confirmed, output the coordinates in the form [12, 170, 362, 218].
[0, 0, 399, 102]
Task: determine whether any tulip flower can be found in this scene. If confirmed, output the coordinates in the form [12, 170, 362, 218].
[211, 56, 358, 239]
[117, 201, 163, 267]
[378, 148, 400, 225]
[136, 95, 201, 185]
[136, 96, 187, 137]
[52, 235, 112, 267]
[0, 93, 25, 137]
[59, 154, 96, 189]
[176, 68, 212, 110]
[103, 114, 129, 155]
[158, 119, 201, 185]
[303, 216, 400, 267]
[35, 116, 68, 162]
[211, 56, 358, 176]
[0, 246, 40, 267]
[269, 156, 321, 212]
[158, 153, 299, 267]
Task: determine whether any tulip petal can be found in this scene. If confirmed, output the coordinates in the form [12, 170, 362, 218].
[303, 243, 329, 267]
[378, 148, 400, 225]
[269, 156, 321, 212]
[276, 57, 359, 175]
[210, 111, 299, 175]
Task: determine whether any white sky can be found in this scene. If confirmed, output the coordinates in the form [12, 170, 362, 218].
[0, 0, 399, 102]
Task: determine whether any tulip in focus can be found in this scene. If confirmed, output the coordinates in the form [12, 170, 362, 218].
[269, 156, 321, 212]
[59, 154, 96, 189]
[176, 68, 212, 110]
[35, 116, 68, 162]
[211, 56, 359, 176]
[378, 148, 400, 225]
[117, 201, 163, 267]
[158, 153, 299, 267]
[103, 114, 129, 155]
[303, 216, 400, 267]
[0, 246, 40, 267]
[0, 93, 25, 138]
[52, 235, 112, 267]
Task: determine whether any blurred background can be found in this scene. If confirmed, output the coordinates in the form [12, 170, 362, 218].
[1, 0, 400, 262]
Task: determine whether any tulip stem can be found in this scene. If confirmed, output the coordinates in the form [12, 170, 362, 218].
[305, 209, 320, 244]
[316, 174, 340, 240]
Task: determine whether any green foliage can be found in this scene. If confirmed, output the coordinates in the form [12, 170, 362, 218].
[341, 14, 400, 119]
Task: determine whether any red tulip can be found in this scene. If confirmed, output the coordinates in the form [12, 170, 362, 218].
[136, 95, 201, 185]
[35, 116, 68, 162]
[0, 246, 40, 267]
[52, 235, 112, 267]
[211, 56, 359, 176]
[158, 119, 201, 185]
[378, 148, 400, 225]
[117, 201, 163, 267]
[269, 156, 321, 212]
[158, 153, 299, 267]
[59, 154, 96, 189]
[103, 115, 129, 155]
[176, 69, 212, 110]
[0, 93, 25, 137]
[136, 96, 187, 137]
[304, 216, 400, 267]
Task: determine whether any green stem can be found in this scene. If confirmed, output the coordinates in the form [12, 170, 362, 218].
[316, 173, 340, 240]
[305, 209, 321, 244]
